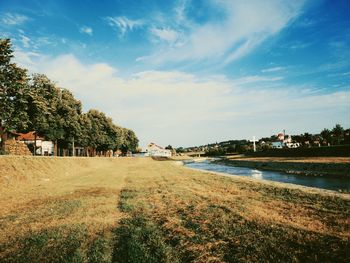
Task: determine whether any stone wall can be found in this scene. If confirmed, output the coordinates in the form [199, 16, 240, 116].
[4, 139, 32, 156]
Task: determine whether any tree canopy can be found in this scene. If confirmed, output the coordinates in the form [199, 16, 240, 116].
[0, 38, 138, 156]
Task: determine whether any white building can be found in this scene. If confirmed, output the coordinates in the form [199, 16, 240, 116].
[18, 132, 54, 156]
[145, 143, 172, 157]
[272, 141, 284, 149]
[272, 133, 300, 149]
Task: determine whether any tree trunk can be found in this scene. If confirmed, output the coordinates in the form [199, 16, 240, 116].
[0, 121, 6, 153]
[34, 132, 37, 156]
[54, 140, 58, 156]
[0, 123, 5, 153]
[72, 138, 75, 157]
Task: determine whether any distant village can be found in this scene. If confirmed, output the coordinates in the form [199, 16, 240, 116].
[176, 124, 350, 156]
[1, 124, 349, 158]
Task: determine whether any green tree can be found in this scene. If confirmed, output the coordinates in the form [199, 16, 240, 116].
[27, 74, 68, 155]
[1, 38, 139, 157]
[28, 75, 82, 156]
[320, 128, 331, 145]
[0, 39, 30, 150]
[85, 109, 119, 156]
[57, 89, 82, 155]
[76, 113, 92, 156]
[123, 129, 139, 153]
[332, 124, 344, 145]
[27, 74, 60, 154]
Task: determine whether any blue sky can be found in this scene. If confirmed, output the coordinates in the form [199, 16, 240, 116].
[1, 0, 350, 147]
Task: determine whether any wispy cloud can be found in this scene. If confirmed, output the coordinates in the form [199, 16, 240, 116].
[289, 41, 312, 49]
[150, 27, 181, 44]
[261, 66, 285, 73]
[234, 75, 284, 85]
[105, 16, 143, 37]
[14, 51, 350, 146]
[1, 13, 29, 25]
[19, 35, 31, 48]
[80, 26, 93, 36]
[143, 1, 305, 64]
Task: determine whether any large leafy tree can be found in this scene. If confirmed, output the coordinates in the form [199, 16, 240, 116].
[0, 39, 30, 149]
[76, 113, 92, 155]
[332, 124, 344, 145]
[123, 128, 139, 153]
[320, 128, 331, 145]
[57, 88, 82, 155]
[27, 74, 66, 155]
[85, 109, 118, 155]
[118, 128, 138, 153]
[1, 38, 139, 156]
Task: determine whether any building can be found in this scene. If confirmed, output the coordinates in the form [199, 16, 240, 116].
[272, 141, 284, 149]
[145, 143, 172, 157]
[272, 133, 300, 149]
[17, 131, 54, 156]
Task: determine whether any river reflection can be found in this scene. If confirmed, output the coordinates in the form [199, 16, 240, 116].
[185, 160, 350, 192]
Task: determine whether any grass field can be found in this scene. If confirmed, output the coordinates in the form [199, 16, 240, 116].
[0, 156, 349, 262]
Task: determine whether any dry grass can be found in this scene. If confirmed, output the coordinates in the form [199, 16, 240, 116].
[113, 161, 350, 262]
[0, 156, 349, 262]
[0, 156, 136, 262]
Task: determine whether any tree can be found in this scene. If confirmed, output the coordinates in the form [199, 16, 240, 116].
[320, 128, 331, 145]
[332, 124, 344, 145]
[28, 75, 82, 156]
[123, 129, 139, 153]
[57, 88, 82, 155]
[27, 74, 69, 155]
[27, 74, 60, 154]
[85, 109, 119, 156]
[117, 128, 138, 154]
[1, 38, 139, 156]
[299, 133, 312, 146]
[0, 39, 30, 150]
[76, 113, 92, 156]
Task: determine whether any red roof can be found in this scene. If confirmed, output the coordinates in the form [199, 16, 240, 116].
[17, 131, 44, 141]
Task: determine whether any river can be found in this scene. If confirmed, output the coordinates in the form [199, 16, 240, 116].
[184, 160, 350, 192]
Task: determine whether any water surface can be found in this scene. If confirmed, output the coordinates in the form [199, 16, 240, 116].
[185, 160, 350, 192]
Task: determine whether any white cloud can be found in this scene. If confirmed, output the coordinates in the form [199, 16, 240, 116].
[289, 41, 312, 49]
[105, 16, 143, 36]
[80, 26, 93, 36]
[234, 75, 283, 85]
[261, 67, 285, 73]
[145, 0, 305, 64]
[20, 35, 31, 48]
[1, 13, 29, 25]
[14, 52, 350, 147]
[174, 0, 189, 23]
[150, 27, 180, 44]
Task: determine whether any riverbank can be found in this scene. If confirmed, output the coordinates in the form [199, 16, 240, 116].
[1, 156, 349, 262]
[217, 157, 350, 177]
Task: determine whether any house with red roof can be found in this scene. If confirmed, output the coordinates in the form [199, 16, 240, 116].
[17, 131, 54, 156]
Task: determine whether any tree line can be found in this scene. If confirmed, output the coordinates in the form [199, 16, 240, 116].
[0, 38, 138, 156]
[178, 124, 349, 156]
